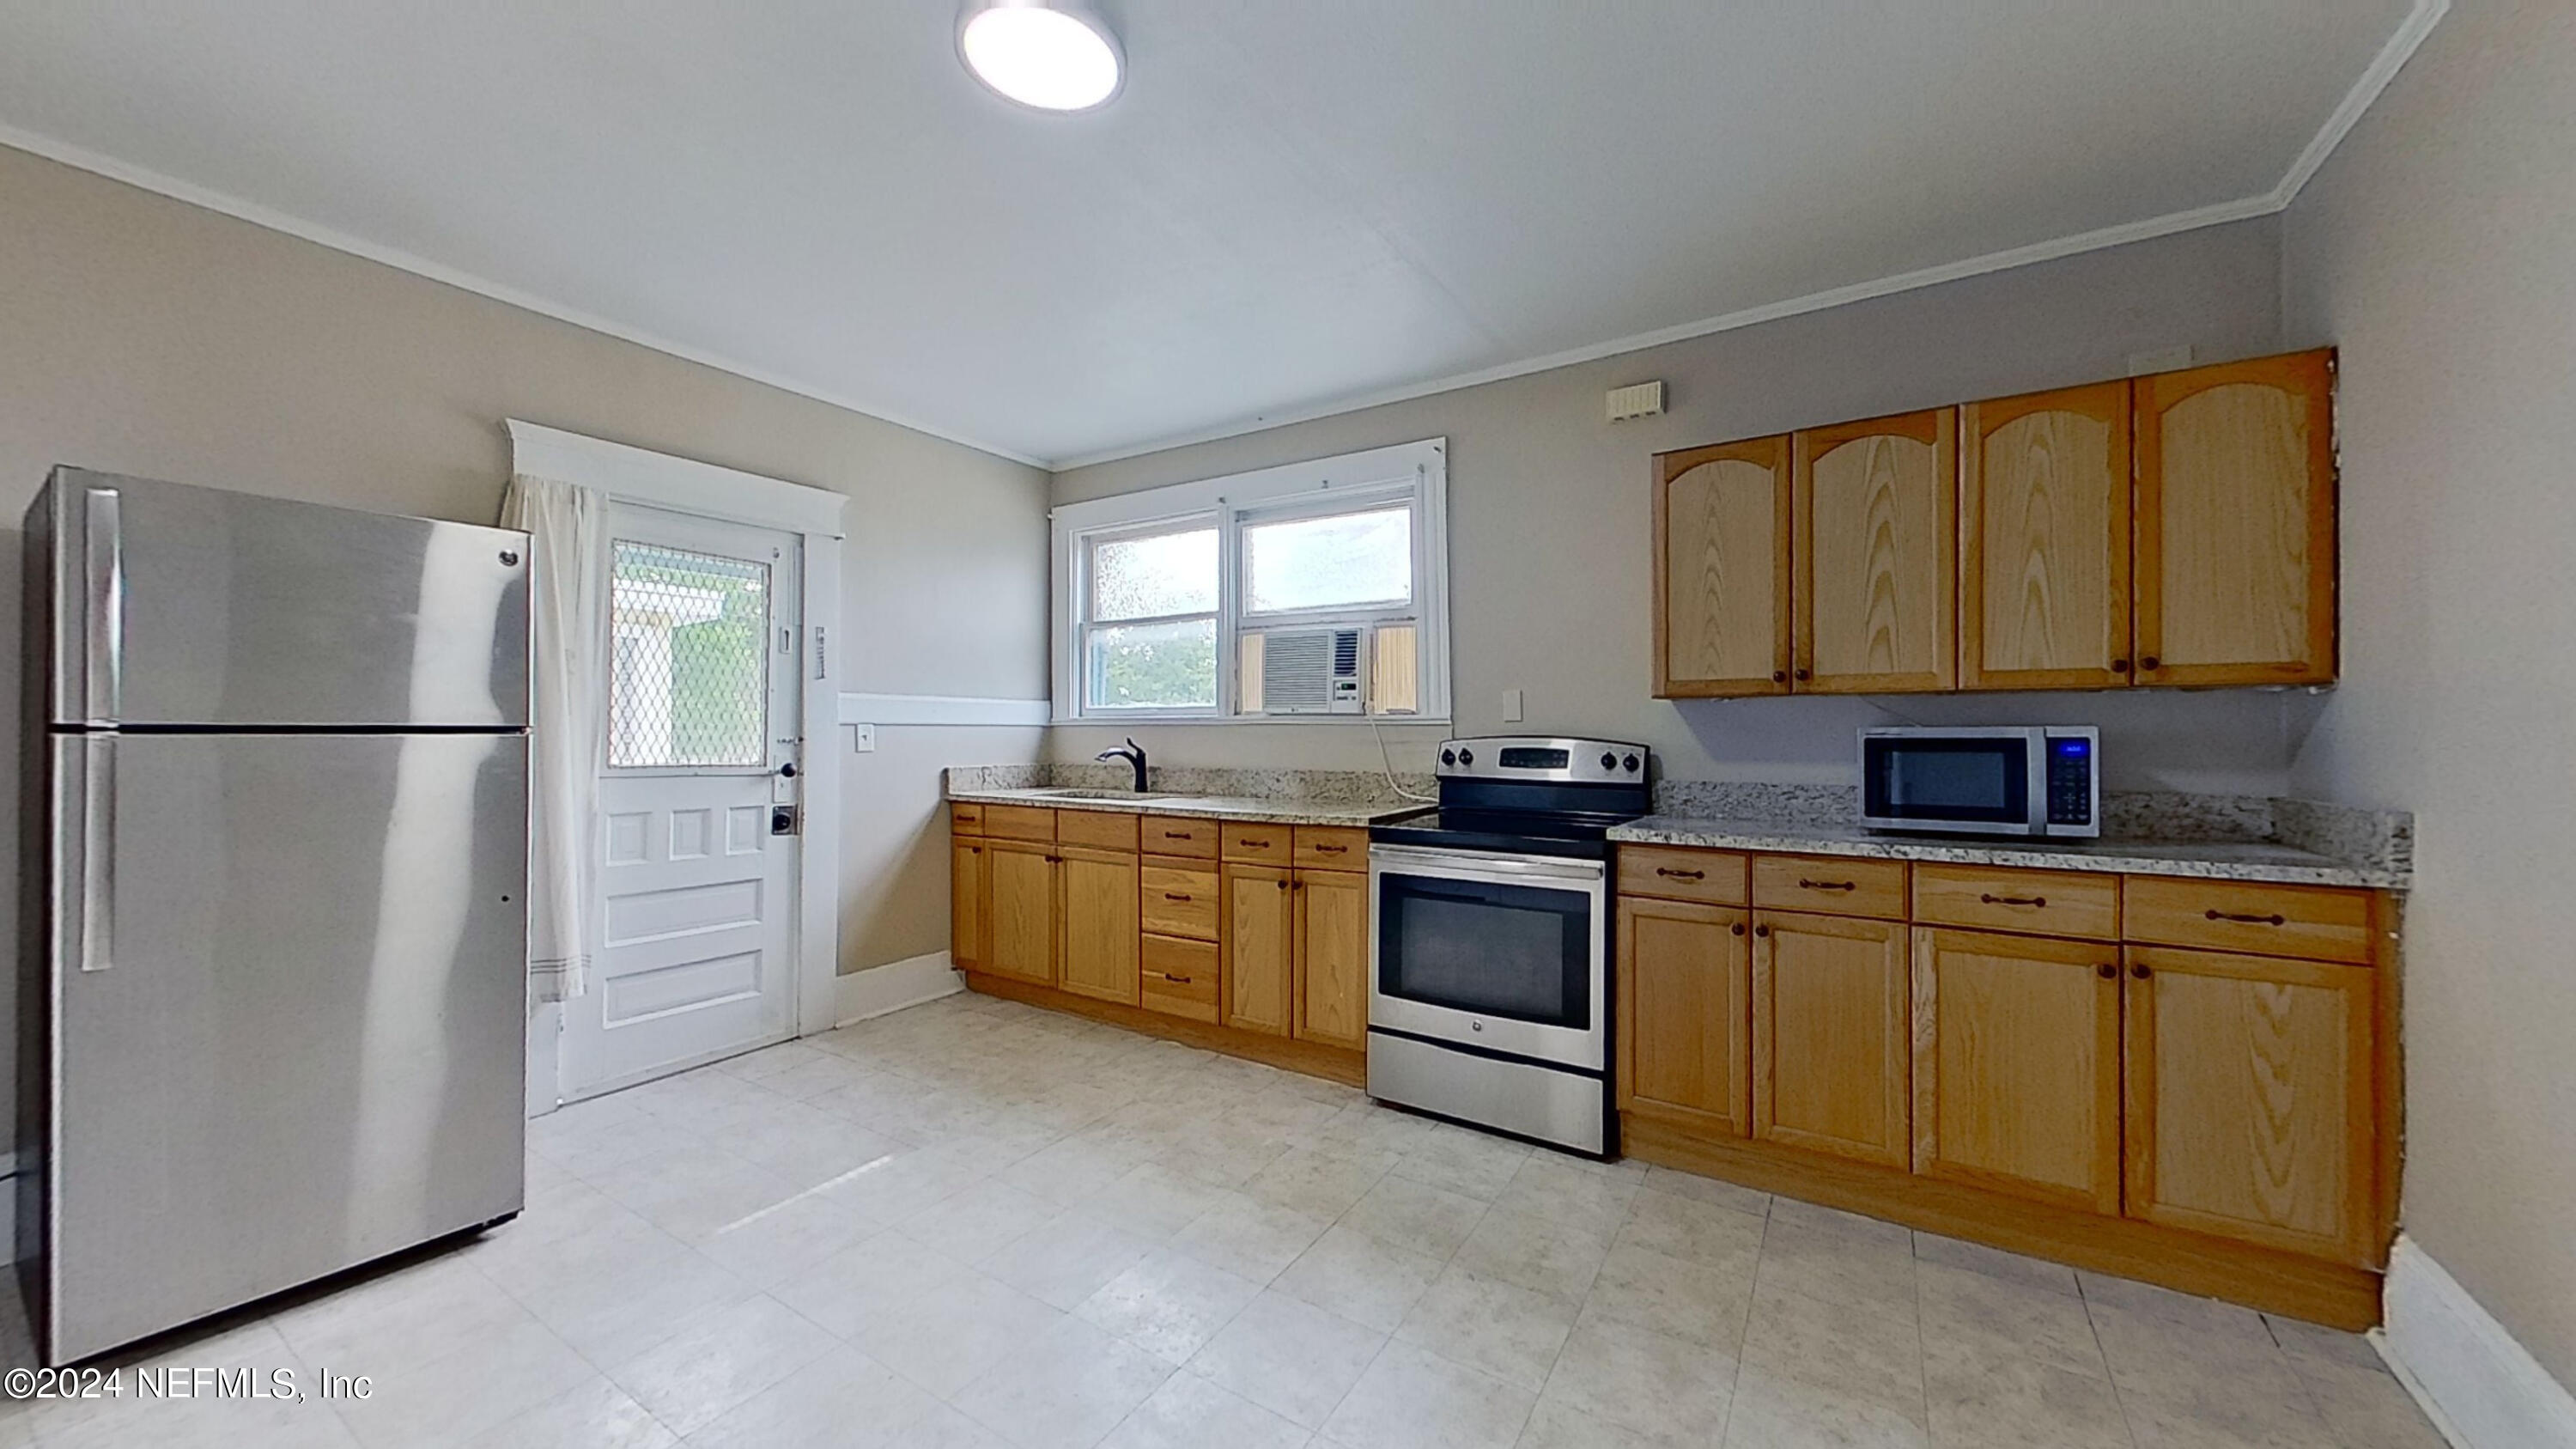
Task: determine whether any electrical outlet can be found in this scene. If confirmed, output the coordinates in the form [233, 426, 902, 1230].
[1503, 688, 1524, 723]
[850, 723, 876, 752]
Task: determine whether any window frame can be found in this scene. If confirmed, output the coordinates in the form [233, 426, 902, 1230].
[1051, 437, 1450, 724]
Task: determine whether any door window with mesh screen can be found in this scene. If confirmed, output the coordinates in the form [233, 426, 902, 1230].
[609, 540, 772, 768]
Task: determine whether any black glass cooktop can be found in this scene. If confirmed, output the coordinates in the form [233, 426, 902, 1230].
[1370, 807, 1639, 861]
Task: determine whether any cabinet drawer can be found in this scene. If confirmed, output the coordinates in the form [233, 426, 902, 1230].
[1221, 823, 1293, 864]
[1140, 864, 1220, 941]
[1914, 864, 2119, 940]
[2122, 878, 2376, 964]
[1292, 826, 1367, 870]
[1056, 808, 1139, 852]
[1616, 846, 1749, 905]
[1753, 855, 1909, 919]
[1139, 815, 1218, 859]
[950, 802, 985, 835]
[1141, 935, 1219, 1023]
[981, 803, 1057, 843]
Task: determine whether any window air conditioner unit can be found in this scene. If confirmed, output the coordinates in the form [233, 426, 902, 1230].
[1260, 626, 1367, 715]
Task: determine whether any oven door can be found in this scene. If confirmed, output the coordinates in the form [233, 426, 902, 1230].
[1369, 843, 1606, 1072]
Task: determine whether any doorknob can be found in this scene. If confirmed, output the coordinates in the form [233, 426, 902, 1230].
[778, 762, 799, 778]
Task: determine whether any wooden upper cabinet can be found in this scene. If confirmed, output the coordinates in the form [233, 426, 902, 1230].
[2134, 349, 2337, 686]
[2123, 944, 2378, 1266]
[1752, 910, 1911, 1166]
[1794, 409, 1957, 693]
[1911, 928, 2121, 1213]
[1656, 436, 1792, 697]
[1619, 898, 1752, 1137]
[1960, 381, 2134, 690]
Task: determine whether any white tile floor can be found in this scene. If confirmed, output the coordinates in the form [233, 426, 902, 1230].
[0, 991, 2446, 1448]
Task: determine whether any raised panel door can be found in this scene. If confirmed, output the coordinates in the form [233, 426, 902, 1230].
[1960, 381, 2133, 689]
[2135, 350, 2336, 685]
[1224, 863, 1293, 1035]
[1753, 910, 1910, 1166]
[981, 839, 1057, 986]
[1795, 410, 1957, 693]
[2123, 945, 2377, 1265]
[1294, 869, 1370, 1050]
[1911, 928, 2121, 1211]
[1617, 898, 1752, 1136]
[1656, 437, 1792, 697]
[1057, 846, 1139, 1005]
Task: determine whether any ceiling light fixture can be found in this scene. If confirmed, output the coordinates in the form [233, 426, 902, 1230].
[957, 0, 1124, 113]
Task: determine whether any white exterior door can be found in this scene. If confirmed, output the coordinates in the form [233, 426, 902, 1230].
[563, 503, 802, 1098]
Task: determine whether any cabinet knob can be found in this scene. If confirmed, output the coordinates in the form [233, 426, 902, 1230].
[2130, 963, 2152, 980]
[1771, 670, 1788, 684]
[2139, 655, 2160, 670]
[2111, 658, 2129, 672]
[1731, 922, 1746, 937]
[1753, 924, 1771, 939]
[1794, 667, 1811, 681]
[2096, 963, 2118, 979]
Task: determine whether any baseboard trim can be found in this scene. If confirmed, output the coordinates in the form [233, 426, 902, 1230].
[962, 971, 1367, 1087]
[2377, 1235, 2576, 1449]
[833, 950, 965, 1027]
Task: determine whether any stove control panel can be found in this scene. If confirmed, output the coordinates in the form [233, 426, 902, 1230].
[1437, 735, 1649, 784]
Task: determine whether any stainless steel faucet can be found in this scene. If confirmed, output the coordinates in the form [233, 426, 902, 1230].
[1097, 737, 1148, 793]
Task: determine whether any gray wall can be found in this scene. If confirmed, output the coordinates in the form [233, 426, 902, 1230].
[2281, 0, 2576, 1387]
[1051, 218, 2304, 795]
[0, 140, 1052, 1022]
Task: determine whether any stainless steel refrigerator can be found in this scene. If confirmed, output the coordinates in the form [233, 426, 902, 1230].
[19, 467, 532, 1364]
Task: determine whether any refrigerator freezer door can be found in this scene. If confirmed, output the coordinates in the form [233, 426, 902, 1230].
[44, 468, 529, 728]
[46, 731, 529, 1363]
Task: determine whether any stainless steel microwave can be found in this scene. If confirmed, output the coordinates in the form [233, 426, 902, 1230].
[1858, 726, 2099, 837]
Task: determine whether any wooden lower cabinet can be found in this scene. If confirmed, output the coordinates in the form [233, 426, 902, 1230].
[1911, 928, 2121, 1212]
[1617, 897, 1751, 1136]
[1058, 846, 1139, 1005]
[981, 839, 1058, 986]
[1753, 910, 1911, 1166]
[1293, 868, 1370, 1050]
[1224, 863, 1294, 1036]
[951, 839, 986, 971]
[2123, 944, 2378, 1266]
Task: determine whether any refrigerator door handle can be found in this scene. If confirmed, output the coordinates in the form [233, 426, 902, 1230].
[80, 735, 115, 971]
[83, 487, 124, 724]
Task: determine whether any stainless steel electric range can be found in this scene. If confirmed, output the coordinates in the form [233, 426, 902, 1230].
[1365, 735, 1650, 1157]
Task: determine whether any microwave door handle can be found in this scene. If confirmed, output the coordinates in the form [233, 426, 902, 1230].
[2026, 729, 2049, 829]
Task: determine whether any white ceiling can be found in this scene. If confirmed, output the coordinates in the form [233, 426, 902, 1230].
[0, 2, 2433, 467]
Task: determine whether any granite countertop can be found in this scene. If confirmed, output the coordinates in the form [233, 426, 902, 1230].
[1608, 816, 2403, 890]
[946, 785, 1431, 828]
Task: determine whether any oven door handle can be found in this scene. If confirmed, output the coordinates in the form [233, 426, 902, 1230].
[1366, 843, 1606, 886]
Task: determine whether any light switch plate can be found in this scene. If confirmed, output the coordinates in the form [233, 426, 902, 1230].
[850, 723, 877, 752]
[1503, 688, 1524, 723]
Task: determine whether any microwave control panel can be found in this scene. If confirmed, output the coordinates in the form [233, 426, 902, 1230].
[2045, 738, 2095, 826]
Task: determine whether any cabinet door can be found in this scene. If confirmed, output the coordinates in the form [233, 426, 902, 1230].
[1911, 928, 2120, 1212]
[2123, 946, 2378, 1265]
[1224, 863, 1294, 1036]
[1293, 868, 1370, 1050]
[951, 839, 987, 971]
[1656, 436, 1792, 697]
[1058, 845, 1139, 1005]
[1753, 910, 1910, 1166]
[1959, 381, 2133, 690]
[981, 840, 1058, 986]
[1618, 898, 1752, 1136]
[1794, 409, 1957, 693]
[2134, 350, 2336, 686]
